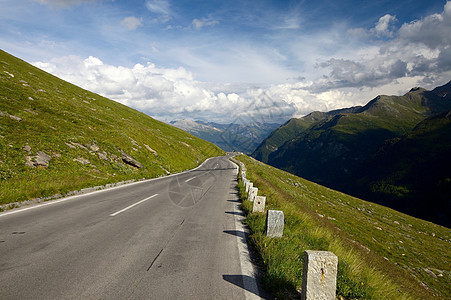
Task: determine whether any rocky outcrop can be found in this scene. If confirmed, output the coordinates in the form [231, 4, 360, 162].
[25, 151, 51, 168]
[73, 157, 90, 165]
[120, 150, 143, 169]
[144, 144, 158, 156]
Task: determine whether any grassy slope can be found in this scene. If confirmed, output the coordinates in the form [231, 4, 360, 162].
[0, 50, 224, 206]
[235, 155, 450, 299]
[252, 107, 362, 163]
[353, 111, 451, 226]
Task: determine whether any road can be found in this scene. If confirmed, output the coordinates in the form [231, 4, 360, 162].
[0, 155, 270, 299]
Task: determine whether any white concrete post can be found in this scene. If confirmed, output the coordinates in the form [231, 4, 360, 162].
[245, 181, 253, 193]
[301, 250, 338, 300]
[265, 210, 284, 237]
[248, 187, 258, 202]
[252, 196, 266, 213]
[243, 179, 249, 191]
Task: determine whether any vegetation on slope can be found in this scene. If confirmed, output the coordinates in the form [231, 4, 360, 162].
[235, 155, 449, 300]
[252, 107, 362, 162]
[352, 110, 451, 226]
[0, 50, 224, 207]
[252, 82, 451, 226]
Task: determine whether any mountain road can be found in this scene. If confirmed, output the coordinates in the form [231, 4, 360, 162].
[0, 155, 269, 299]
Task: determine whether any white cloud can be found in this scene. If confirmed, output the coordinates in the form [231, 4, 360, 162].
[192, 18, 219, 30]
[371, 14, 397, 37]
[399, 1, 451, 49]
[33, 55, 296, 123]
[120, 17, 142, 30]
[145, 0, 171, 16]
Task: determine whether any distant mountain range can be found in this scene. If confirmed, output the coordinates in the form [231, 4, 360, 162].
[252, 81, 451, 226]
[170, 119, 280, 154]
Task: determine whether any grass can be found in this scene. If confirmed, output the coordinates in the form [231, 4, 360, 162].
[0, 49, 224, 207]
[234, 155, 450, 299]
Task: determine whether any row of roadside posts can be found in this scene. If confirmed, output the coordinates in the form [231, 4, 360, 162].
[238, 162, 338, 300]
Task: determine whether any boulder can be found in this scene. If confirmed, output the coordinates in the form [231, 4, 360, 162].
[121, 150, 143, 168]
[35, 151, 51, 166]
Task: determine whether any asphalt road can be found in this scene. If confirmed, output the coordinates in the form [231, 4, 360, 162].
[0, 155, 270, 299]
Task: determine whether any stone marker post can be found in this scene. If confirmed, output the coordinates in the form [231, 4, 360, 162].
[243, 179, 249, 191]
[248, 187, 258, 202]
[301, 250, 338, 300]
[265, 210, 284, 237]
[245, 181, 253, 193]
[252, 196, 266, 213]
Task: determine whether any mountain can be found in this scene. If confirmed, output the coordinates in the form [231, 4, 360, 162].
[252, 81, 451, 226]
[0, 49, 224, 207]
[170, 119, 280, 153]
[252, 106, 362, 162]
[351, 110, 451, 226]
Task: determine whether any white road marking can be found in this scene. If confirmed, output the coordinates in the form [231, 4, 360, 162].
[110, 194, 158, 217]
[0, 156, 218, 218]
[185, 177, 195, 183]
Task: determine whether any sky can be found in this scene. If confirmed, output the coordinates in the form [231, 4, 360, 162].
[1, 0, 450, 124]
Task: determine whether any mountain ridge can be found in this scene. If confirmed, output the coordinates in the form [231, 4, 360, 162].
[252, 80, 451, 226]
[170, 119, 280, 153]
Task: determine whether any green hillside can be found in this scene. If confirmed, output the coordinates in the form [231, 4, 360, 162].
[352, 110, 451, 226]
[252, 107, 362, 162]
[0, 49, 224, 207]
[252, 82, 451, 226]
[236, 155, 450, 299]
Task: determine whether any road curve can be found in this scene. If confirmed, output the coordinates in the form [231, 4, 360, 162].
[0, 155, 271, 299]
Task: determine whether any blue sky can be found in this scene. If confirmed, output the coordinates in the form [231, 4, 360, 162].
[1, 0, 450, 123]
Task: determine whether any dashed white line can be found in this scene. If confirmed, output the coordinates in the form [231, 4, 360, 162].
[110, 194, 158, 217]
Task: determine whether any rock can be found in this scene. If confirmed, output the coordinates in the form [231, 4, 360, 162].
[9, 115, 22, 122]
[65, 142, 77, 149]
[23, 145, 31, 154]
[98, 151, 108, 160]
[0, 111, 6, 117]
[89, 143, 99, 152]
[24, 109, 38, 115]
[73, 157, 90, 165]
[35, 151, 51, 166]
[144, 144, 158, 156]
[25, 156, 34, 167]
[25, 151, 51, 167]
[120, 150, 143, 168]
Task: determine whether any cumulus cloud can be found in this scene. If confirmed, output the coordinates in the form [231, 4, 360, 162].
[371, 14, 397, 37]
[120, 17, 142, 30]
[30, 2, 451, 124]
[33, 55, 297, 123]
[399, 1, 451, 49]
[313, 1, 451, 92]
[192, 18, 219, 30]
